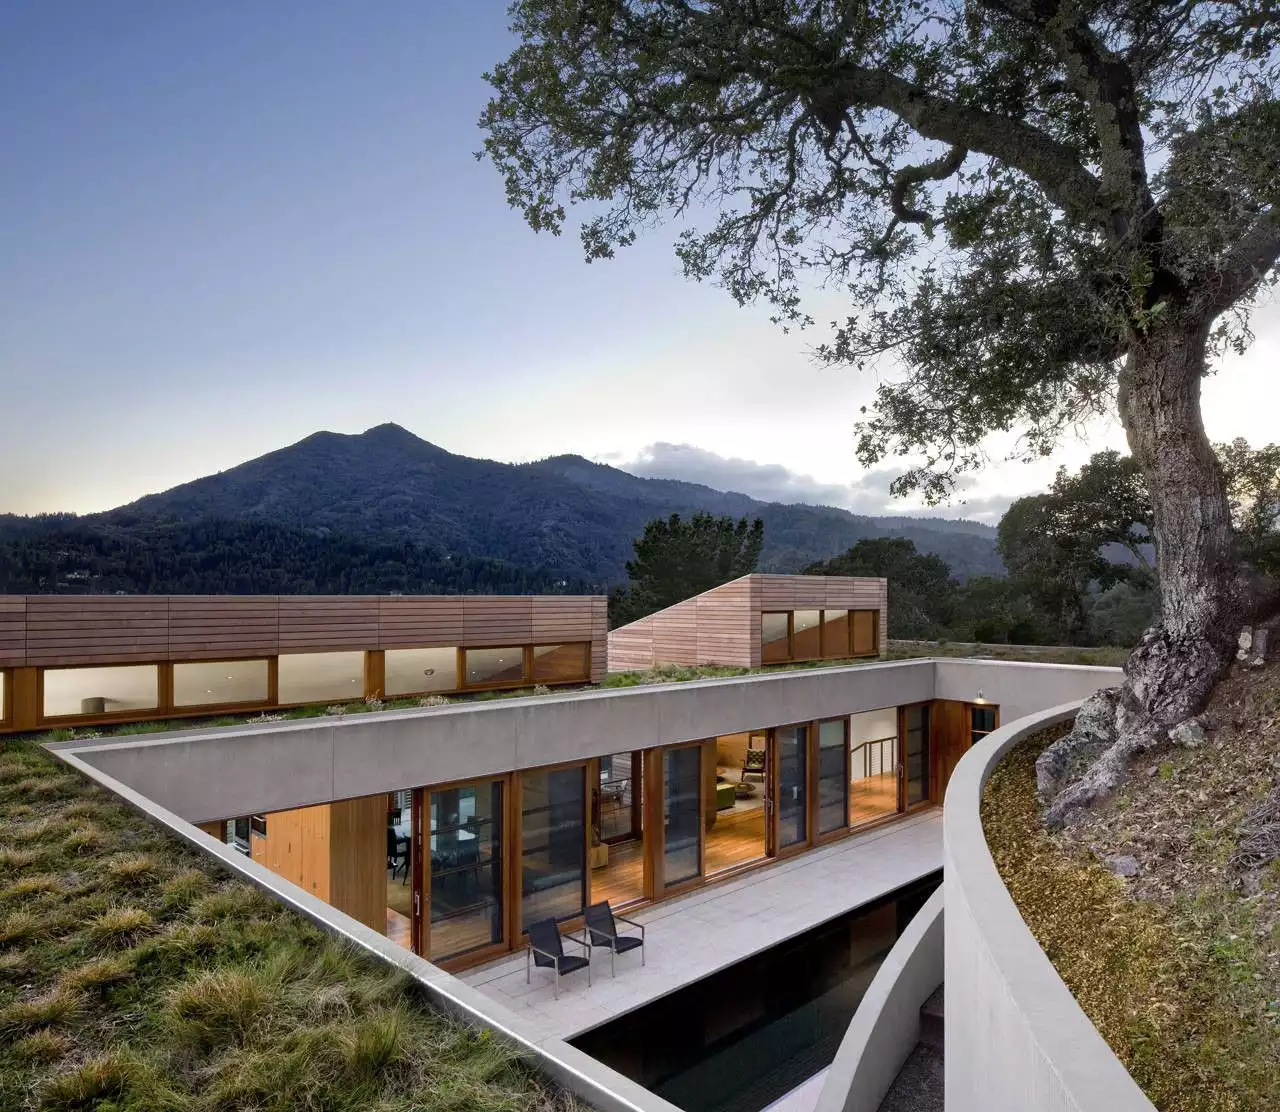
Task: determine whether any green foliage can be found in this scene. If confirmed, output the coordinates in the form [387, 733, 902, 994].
[804, 537, 956, 638]
[1216, 437, 1280, 577]
[481, 0, 1280, 513]
[610, 512, 763, 625]
[998, 452, 1154, 644]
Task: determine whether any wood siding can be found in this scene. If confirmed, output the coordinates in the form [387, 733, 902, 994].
[606, 574, 888, 672]
[0, 594, 605, 672]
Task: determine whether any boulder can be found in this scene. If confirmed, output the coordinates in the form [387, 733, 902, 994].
[1106, 854, 1141, 878]
[1169, 719, 1207, 748]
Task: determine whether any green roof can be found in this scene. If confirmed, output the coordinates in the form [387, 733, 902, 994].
[0, 740, 581, 1112]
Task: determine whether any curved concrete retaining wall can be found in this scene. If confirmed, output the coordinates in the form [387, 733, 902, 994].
[943, 702, 1156, 1112]
[52, 747, 682, 1112]
[814, 887, 943, 1112]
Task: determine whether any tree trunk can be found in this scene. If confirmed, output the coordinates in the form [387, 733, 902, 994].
[1038, 319, 1246, 825]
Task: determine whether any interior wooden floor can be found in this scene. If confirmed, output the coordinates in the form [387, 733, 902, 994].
[592, 837, 645, 907]
[386, 907, 412, 948]
[850, 773, 899, 826]
[705, 803, 767, 875]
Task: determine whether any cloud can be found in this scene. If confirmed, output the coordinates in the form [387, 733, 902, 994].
[616, 442, 1016, 522]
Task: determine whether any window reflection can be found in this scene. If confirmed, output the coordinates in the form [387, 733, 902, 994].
[521, 766, 586, 929]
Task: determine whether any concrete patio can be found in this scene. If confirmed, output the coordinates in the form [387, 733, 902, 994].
[463, 808, 943, 1040]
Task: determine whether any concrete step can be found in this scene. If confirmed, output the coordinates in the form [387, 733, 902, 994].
[919, 983, 944, 1051]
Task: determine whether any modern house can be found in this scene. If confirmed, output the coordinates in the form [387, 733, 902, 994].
[606, 573, 887, 672]
[0, 593, 607, 733]
[16, 583, 1138, 1112]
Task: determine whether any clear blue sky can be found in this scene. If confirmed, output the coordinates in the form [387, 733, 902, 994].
[1, 2, 1273, 521]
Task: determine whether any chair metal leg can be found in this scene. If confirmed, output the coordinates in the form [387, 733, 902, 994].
[609, 945, 615, 978]
[553, 972, 558, 1000]
[641, 941, 646, 967]
[526, 947, 530, 984]
[587, 961, 591, 988]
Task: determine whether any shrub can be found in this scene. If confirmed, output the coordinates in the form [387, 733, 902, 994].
[87, 906, 154, 949]
[169, 969, 271, 1049]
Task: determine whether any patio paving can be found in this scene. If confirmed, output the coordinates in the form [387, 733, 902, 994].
[462, 808, 942, 1039]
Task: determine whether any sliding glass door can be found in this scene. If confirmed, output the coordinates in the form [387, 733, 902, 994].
[815, 718, 849, 838]
[903, 704, 931, 808]
[419, 780, 505, 964]
[773, 725, 809, 853]
[520, 765, 587, 931]
[661, 745, 703, 888]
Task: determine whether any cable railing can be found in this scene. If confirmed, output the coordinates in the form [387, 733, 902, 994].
[851, 736, 897, 779]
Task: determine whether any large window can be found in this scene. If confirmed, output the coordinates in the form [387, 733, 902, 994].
[0, 670, 7, 724]
[662, 746, 702, 887]
[277, 651, 365, 705]
[42, 665, 159, 719]
[384, 647, 457, 697]
[791, 610, 822, 660]
[173, 659, 269, 708]
[463, 647, 526, 688]
[776, 725, 808, 849]
[816, 719, 849, 835]
[531, 642, 590, 683]
[760, 612, 790, 664]
[520, 766, 587, 929]
[428, 781, 504, 961]
[821, 610, 851, 659]
[905, 704, 931, 806]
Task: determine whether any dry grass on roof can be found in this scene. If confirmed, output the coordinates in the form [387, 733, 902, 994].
[984, 725, 1280, 1112]
[0, 739, 582, 1112]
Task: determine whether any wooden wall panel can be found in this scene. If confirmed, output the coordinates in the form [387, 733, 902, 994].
[278, 597, 380, 652]
[328, 794, 388, 933]
[0, 596, 25, 668]
[378, 597, 465, 647]
[462, 597, 533, 644]
[168, 597, 279, 660]
[530, 596, 596, 641]
[930, 699, 970, 805]
[25, 596, 169, 666]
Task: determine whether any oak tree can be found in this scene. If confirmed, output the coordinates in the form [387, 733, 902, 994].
[481, 0, 1280, 819]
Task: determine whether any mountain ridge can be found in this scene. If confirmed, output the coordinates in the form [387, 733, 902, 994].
[3, 424, 1004, 590]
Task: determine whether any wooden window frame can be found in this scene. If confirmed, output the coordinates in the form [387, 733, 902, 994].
[789, 609, 824, 663]
[169, 656, 274, 714]
[760, 611, 794, 665]
[899, 701, 934, 813]
[415, 772, 514, 972]
[273, 649, 368, 710]
[769, 722, 813, 859]
[0, 668, 10, 729]
[380, 646, 463, 700]
[967, 702, 1000, 747]
[513, 759, 592, 938]
[648, 740, 707, 899]
[35, 662, 165, 728]
[458, 645, 531, 692]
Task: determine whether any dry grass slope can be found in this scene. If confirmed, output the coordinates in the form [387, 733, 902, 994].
[984, 728, 1280, 1112]
[0, 740, 582, 1112]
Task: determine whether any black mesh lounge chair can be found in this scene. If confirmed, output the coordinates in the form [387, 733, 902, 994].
[525, 917, 591, 998]
[584, 901, 645, 977]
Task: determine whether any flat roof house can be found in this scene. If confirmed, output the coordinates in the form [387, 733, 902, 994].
[0, 593, 607, 734]
[606, 573, 887, 672]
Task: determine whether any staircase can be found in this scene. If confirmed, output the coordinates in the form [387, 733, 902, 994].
[876, 984, 944, 1112]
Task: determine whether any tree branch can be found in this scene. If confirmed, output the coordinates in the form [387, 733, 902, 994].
[819, 65, 1107, 226]
[1199, 207, 1280, 315]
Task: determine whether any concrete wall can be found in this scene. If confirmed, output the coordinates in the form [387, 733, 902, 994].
[943, 703, 1155, 1112]
[932, 658, 1120, 724]
[57, 659, 936, 823]
[814, 887, 943, 1112]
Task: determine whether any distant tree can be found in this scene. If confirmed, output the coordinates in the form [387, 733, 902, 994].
[1217, 438, 1280, 576]
[804, 537, 955, 639]
[947, 575, 1054, 645]
[610, 512, 763, 626]
[998, 452, 1153, 643]
[482, 0, 1280, 821]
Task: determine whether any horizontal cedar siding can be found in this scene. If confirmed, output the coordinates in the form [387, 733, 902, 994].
[378, 597, 464, 647]
[462, 597, 533, 644]
[0, 596, 25, 668]
[168, 597, 279, 660]
[1, 595, 604, 668]
[24, 596, 168, 666]
[278, 597, 380, 653]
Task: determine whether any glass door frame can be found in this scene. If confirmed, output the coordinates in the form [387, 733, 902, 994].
[513, 759, 593, 938]
[644, 741, 707, 900]
[767, 723, 812, 859]
[897, 702, 934, 812]
[412, 773, 514, 972]
[810, 715, 853, 847]
[587, 753, 649, 910]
